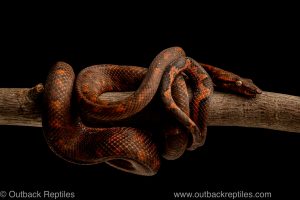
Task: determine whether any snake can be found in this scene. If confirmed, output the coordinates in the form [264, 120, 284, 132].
[43, 47, 262, 176]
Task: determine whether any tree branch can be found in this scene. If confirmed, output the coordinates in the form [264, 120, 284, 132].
[0, 84, 299, 133]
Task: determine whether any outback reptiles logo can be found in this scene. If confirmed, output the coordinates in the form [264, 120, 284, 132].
[0, 190, 75, 199]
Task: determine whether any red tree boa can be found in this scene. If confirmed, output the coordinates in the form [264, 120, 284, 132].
[43, 47, 261, 176]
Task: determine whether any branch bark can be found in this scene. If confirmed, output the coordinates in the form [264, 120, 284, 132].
[0, 84, 299, 133]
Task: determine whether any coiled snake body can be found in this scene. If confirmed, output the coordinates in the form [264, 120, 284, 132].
[43, 47, 261, 176]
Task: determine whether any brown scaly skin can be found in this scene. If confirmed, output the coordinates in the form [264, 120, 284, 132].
[43, 47, 262, 175]
[200, 63, 262, 97]
[76, 47, 186, 122]
[43, 47, 199, 175]
[161, 57, 213, 150]
[43, 62, 160, 176]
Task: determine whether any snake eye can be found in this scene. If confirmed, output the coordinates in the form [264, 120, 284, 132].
[235, 80, 243, 86]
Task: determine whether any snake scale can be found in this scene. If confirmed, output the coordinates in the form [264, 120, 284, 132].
[43, 47, 261, 176]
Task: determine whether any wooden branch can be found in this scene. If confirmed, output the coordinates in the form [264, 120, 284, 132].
[0, 84, 44, 127]
[0, 84, 299, 133]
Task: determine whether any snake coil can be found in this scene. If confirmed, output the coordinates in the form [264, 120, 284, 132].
[43, 47, 261, 176]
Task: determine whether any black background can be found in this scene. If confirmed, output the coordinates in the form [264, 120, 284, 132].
[0, 3, 299, 199]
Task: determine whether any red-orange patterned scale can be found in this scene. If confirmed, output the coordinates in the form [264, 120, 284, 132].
[43, 47, 261, 175]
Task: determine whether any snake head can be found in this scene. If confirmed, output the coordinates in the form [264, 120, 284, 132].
[213, 72, 262, 97]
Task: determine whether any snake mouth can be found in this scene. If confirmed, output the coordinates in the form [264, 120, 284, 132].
[218, 81, 262, 97]
[243, 87, 262, 97]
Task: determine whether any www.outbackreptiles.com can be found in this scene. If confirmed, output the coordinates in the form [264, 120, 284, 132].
[173, 191, 272, 199]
